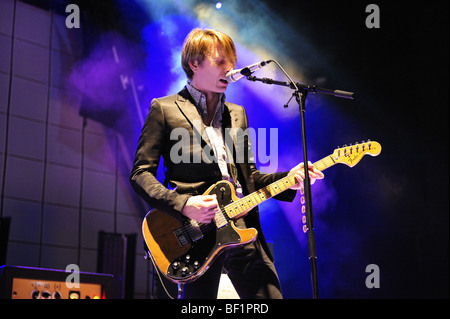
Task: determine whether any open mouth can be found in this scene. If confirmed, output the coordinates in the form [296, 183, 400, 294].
[219, 79, 228, 84]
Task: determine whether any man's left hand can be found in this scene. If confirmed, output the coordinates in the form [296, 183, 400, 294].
[288, 161, 324, 190]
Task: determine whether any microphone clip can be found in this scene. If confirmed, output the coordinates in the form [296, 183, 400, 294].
[283, 93, 296, 108]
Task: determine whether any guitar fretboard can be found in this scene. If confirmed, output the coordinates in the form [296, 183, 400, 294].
[224, 156, 336, 219]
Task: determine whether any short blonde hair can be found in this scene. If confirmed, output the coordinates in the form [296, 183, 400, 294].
[181, 28, 237, 80]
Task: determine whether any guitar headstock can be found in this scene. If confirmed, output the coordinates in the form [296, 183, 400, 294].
[332, 140, 382, 167]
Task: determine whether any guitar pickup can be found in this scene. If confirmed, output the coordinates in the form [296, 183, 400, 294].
[174, 228, 189, 246]
[173, 220, 204, 247]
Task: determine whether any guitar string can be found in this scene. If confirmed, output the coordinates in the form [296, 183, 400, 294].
[174, 154, 342, 243]
[175, 178, 293, 242]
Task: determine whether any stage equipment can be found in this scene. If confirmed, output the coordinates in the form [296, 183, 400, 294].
[0, 217, 11, 266]
[246, 60, 354, 299]
[97, 231, 136, 299]
[0, 265, 113, 299]
[225, 60, 272, 82]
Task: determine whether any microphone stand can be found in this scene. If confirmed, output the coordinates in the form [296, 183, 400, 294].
[246, 74, 353, 299]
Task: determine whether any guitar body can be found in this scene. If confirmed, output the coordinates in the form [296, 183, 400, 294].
[142, 180, 258, 284]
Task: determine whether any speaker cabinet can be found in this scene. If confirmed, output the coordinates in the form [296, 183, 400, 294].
[0, 217, 11, 266]
[97, 232, 136, 299]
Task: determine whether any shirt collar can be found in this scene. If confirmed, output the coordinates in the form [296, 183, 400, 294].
[186, 82, 225, 128]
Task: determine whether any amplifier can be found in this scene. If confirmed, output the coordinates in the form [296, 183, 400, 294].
[0, 265, 113, 299]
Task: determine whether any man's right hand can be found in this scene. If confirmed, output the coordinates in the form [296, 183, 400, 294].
[181, 195, 219, 223]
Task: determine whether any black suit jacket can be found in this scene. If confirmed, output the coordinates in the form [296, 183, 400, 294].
[130, 87, 296, 259]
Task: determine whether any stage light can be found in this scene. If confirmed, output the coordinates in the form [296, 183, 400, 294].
[215, 2, 222, 9]
[68, 291, 80, 299]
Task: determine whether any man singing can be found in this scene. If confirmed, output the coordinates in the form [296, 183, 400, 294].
[130, 28, 324, 299]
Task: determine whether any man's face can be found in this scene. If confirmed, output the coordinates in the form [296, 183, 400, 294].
[190, 45, 233, 94]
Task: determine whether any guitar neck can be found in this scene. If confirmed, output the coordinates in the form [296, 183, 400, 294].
[225, 155, 336, 219]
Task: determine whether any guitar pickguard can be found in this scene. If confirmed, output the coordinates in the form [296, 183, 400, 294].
[167, 222, 242, 281]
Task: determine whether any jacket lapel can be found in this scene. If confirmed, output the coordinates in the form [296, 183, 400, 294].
[175, 87, 203, 126]
[175, 88, 213, 149]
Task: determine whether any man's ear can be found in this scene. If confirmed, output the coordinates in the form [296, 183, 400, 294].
[188, 60, 199, 73]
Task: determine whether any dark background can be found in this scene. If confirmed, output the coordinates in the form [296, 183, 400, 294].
[260, 0, 449, 298]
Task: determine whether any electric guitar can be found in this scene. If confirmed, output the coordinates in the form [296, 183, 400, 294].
[142, 140, 382, 283]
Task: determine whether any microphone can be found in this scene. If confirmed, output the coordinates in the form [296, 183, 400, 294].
[226, 60, 272, 83]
